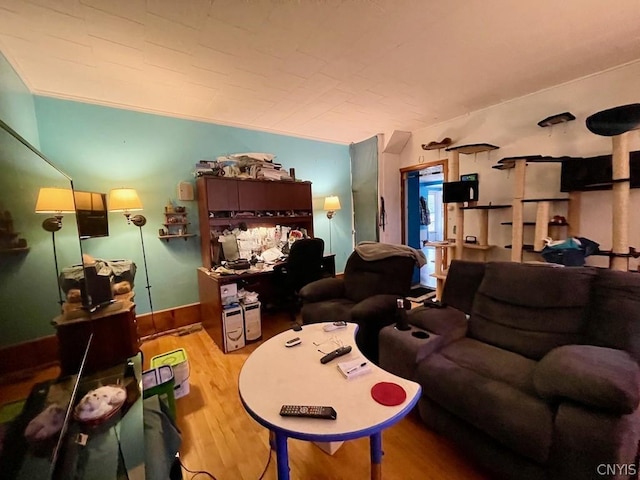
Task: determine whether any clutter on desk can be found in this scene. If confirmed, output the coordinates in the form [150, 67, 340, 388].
[194, 152, 295, 181]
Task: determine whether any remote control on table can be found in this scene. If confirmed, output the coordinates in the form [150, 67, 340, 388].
[320, 345, 352, 364]
[279, 405, 337, 420]
[285, 337, 301, 347]
[323, 321, 347, 332]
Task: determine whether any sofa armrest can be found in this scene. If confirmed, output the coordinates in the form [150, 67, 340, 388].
[407, 305, 468, 341]
[533, 345, 640, 414]
[299, 278, 345, 303]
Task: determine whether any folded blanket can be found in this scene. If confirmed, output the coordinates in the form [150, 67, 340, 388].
[355, 241, 427, 267]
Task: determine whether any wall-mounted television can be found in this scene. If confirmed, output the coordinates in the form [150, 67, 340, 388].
[443, 180, 479, 204]
[74, 191, 109, 239]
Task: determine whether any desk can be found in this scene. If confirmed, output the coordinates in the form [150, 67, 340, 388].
[197, 254, 335, 353]
[238, 323, 421, 480]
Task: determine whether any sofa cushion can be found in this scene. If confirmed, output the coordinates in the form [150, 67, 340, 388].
[416, 344, 553, 463]
[586, 268, 640, 362]
[469, 262, 597, 359]
[438, 338, 538, 395]
[534, 345, 640, 414]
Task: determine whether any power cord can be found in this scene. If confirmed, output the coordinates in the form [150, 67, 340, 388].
[179, 446, 272, 480]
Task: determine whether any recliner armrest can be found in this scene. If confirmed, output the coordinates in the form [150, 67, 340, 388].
[408, 305, 468, 338]
[299, 278, 345, 303]
[533, 345, 640, 414]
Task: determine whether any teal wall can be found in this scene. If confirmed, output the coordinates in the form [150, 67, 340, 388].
[0, 51, 83, 347]
[34, 97, 352, 318]
[0, 52, 39, 147]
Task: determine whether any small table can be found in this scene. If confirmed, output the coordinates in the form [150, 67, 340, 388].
[238, 323, 421, 480]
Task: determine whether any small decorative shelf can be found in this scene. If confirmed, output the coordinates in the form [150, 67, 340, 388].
[422, 138, 453, 150]
[537, 112, 576, 127]
[159, 205, 194, 241]
[159, 233, 197, 242]
[501, 221, 569, 227]
[445, 143, 499, 154]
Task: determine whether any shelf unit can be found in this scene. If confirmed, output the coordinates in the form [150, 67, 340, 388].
[159, 209, 196, 242]
[196, 176, 314, 268]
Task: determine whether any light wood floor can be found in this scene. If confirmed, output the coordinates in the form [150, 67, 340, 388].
[1, 313, 491, 480]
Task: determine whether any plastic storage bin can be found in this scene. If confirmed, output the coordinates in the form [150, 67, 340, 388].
[142, 364, 176, 419]
[150, 348, 190, 399]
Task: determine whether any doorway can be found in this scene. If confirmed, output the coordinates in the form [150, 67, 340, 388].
[401, 161, 447, 293]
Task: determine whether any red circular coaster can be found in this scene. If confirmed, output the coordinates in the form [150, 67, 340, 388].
[371, 382, 407, 406]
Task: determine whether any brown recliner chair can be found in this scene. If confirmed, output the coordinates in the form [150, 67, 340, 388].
[299, 245, 417, 363]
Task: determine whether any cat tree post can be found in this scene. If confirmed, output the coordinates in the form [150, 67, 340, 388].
[449, 150, 464, 260]
[611, 132, 630, 271]
[586, 103, 640, 272]
[510, 159, 527, 262]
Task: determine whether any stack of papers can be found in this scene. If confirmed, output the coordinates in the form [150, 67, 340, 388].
[337, 358, 371, 380]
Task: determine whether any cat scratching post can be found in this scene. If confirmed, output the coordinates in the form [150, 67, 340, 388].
[449, 150, 464, 260]
[510, 159, 527, 262]
[586, 104, 640, 271]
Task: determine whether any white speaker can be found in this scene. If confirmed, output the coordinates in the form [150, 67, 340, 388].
[177, 181, 194, 201]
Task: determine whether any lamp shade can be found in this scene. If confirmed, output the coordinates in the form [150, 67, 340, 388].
[324, 196, 341, 211]
[108, 188, 143, 212]
[35, 187, 75, 214]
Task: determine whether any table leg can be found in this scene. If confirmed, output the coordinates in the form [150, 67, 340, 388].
[370, 431, 383, 480]
[274, 431, 290, 480]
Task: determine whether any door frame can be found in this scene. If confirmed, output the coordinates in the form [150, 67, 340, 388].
[400, 159, 449, 245]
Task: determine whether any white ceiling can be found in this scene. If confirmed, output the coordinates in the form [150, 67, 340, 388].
[1, 0, 640, 145]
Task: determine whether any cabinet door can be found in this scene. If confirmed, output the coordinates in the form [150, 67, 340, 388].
[238, 181, 267, 211]
[207, 178, 239, 211]
[286, 182, 312, 210]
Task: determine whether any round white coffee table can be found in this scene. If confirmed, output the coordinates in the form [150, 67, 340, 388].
[238, 322, 421, 480]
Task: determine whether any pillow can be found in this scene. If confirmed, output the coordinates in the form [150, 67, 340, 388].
[533, 345, 640, 414]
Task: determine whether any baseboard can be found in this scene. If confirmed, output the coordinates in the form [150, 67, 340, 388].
[136, 303, 200, 337]
[0, 303, 202, 378]
[0, 335, 59, 379]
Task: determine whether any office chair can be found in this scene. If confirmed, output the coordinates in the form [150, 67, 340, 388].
[273, 237, 326, 320]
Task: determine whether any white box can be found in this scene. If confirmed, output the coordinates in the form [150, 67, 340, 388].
[242, 301, 262, 342]
[222, 305, 245, 352]
[220, 283, 238, 306]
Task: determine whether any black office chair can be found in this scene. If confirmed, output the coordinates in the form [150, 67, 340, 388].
[274, 238, 327, 320]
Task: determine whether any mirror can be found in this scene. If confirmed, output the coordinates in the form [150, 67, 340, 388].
[0, 119, 84, 349]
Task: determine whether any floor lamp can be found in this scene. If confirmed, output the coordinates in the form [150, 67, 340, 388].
[108, 188, 158, 338]
[35, 187, 76, 307]
[324, 195, 341, 254]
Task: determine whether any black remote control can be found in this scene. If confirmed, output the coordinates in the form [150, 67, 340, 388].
[320, 345, 352, 364]
[279, 405, 337, 420]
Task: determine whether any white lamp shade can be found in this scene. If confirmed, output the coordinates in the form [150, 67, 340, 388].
[108, 188, 143, 212]
[35, 187, 75, 214]
[324, 196, 341, 211]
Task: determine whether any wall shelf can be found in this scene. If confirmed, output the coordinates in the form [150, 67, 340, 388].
[159, 233, 197, 242]
[537, 112, 576, 127]
[445, 143, 499, 154]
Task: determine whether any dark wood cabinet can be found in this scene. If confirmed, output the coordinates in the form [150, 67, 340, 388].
[206, 177, 239, 210]
[196, 176, 314, 268]
[53, 300, 138, 375]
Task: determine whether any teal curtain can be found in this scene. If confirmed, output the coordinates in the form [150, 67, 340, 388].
[350, 136, 379, 244]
